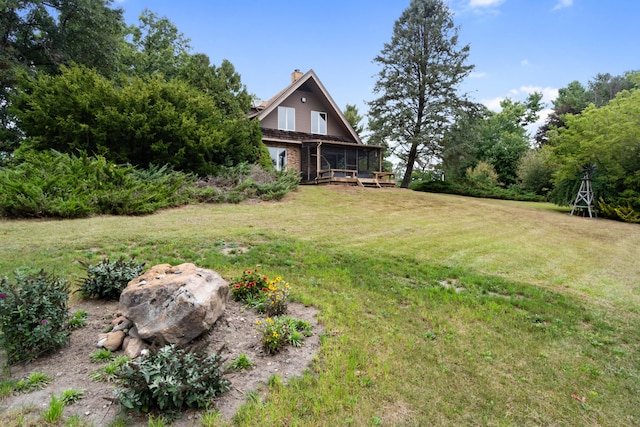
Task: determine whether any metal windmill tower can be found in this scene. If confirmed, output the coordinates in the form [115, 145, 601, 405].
[570, 170, 596, 218]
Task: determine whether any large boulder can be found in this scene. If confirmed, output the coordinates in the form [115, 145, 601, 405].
[119, 263, 229, 346]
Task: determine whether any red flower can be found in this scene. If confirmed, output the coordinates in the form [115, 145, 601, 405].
[235, 284, 241, 289]
[263, 276, 268, 281]
[262, 287, 268, 292]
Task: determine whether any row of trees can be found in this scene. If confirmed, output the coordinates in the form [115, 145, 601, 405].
[367, 0, 639, 222]
[538, 73, 640, 221]
[1, 1, 264, 174]
[366, 0, 546, 192]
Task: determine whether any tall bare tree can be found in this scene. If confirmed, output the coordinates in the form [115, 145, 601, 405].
[368, 0, 473, 188]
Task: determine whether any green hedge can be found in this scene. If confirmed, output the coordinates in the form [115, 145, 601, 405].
[0, 149, 299, 219]
[410, 179, 545, 202]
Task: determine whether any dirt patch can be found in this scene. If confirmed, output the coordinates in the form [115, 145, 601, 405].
[0, 298, 322, 426]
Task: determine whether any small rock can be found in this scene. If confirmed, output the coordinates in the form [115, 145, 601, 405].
[103, 330, 126, 351]
[96, 336, 107, 348]
[128, 325, 140, 339]
[124, 338, 148, 359]
[111, 316, 133, 332]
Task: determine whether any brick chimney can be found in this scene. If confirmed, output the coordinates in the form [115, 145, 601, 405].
[291, 69, 303, 83]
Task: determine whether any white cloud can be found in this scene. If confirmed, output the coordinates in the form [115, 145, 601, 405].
[518, 85, 559, 104]
[469, 0, 506, 7]
[482, 96, 505, 112]
[553, 0, 573, 10]
[482, 86, 559, 113]
[521, 59, 530, 67]
[528, 107, 554, 134]
[469, 71, 487, 78]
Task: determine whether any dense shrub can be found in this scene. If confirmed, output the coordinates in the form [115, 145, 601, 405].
[196, 163, 299, 203]
[0, 150, 297, 218]
[597, 198, 640, 223]
[78, 257, 145, 300]
[410, 179, 544, 202]
[0, 270, 70, 364]
[465, 161, 500, 189]
[116, 345, 230, 413]
[0, 149, 197, 218]
[12, 65, 264, 176]
[517, 149, 556, 195]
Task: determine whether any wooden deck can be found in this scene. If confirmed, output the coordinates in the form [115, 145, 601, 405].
[306, 169, 397, 188]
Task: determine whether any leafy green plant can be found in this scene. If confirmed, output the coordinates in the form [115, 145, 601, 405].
[60, 388, 85, 405]
[147, 415, 167, 427]
[90, 356, 130, 383]
[13, 64, 264, 177]
[65, 414, 84, 426]
[77, 257, 144, 300]
[228, 353, 253, 371]
[0, 270, 70, 364]
[14, 372, 52, 393]
[90, 348, 113, 363]
[231, 268, 292, 316]
[0, 148, 203, 219]
[68, 310, 88, 329]
[200, 410, 223, 426]
[243, 293, 267, 313]
[268, 373, 282, 390]
[256, 316, 312, 354]
[42, 394, 65, 423]
[115, 344, 230, 413]
[0, 379, 16, 398]
[466, 161, 501, 189]
[264, 276, 290, 316]
[230, 267, 269, 303]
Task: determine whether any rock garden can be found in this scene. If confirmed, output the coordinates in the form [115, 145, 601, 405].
[0, 259, 321, 426]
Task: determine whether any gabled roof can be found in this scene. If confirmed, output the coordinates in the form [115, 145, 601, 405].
[249, 69, 364, 145]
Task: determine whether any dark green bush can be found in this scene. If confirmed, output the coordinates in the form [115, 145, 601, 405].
[0, 270, 70, 364]
[597, 198, 640, 223]
[410, 179, 544, 202]
[78, 257, 145, 300]
[0, 150, 298, 219]
[0, 149, 198, 218]
[13, 65, 264, 176]
[116, 345, 230, 413]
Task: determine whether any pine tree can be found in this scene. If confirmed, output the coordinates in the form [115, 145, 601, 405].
[368, 0, 473, 187]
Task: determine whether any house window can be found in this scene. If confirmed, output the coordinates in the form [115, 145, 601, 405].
[268, 147, 287, 171]
[278, 107, 295, 131]
[311, 111, 327, 135]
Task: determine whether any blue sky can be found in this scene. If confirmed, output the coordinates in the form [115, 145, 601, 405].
[115, 0, 639, 133]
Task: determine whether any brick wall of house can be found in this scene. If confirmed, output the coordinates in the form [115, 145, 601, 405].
[266, 142, 301, 172]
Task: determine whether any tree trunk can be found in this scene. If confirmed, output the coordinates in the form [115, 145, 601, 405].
[400, 141, 420, 188]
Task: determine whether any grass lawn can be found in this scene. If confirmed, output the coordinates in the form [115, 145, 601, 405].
[1, 186, 639, 426]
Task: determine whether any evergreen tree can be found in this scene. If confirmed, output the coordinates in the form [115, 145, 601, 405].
[368, 0, 473, 188]
[343, 104, 365, 135]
